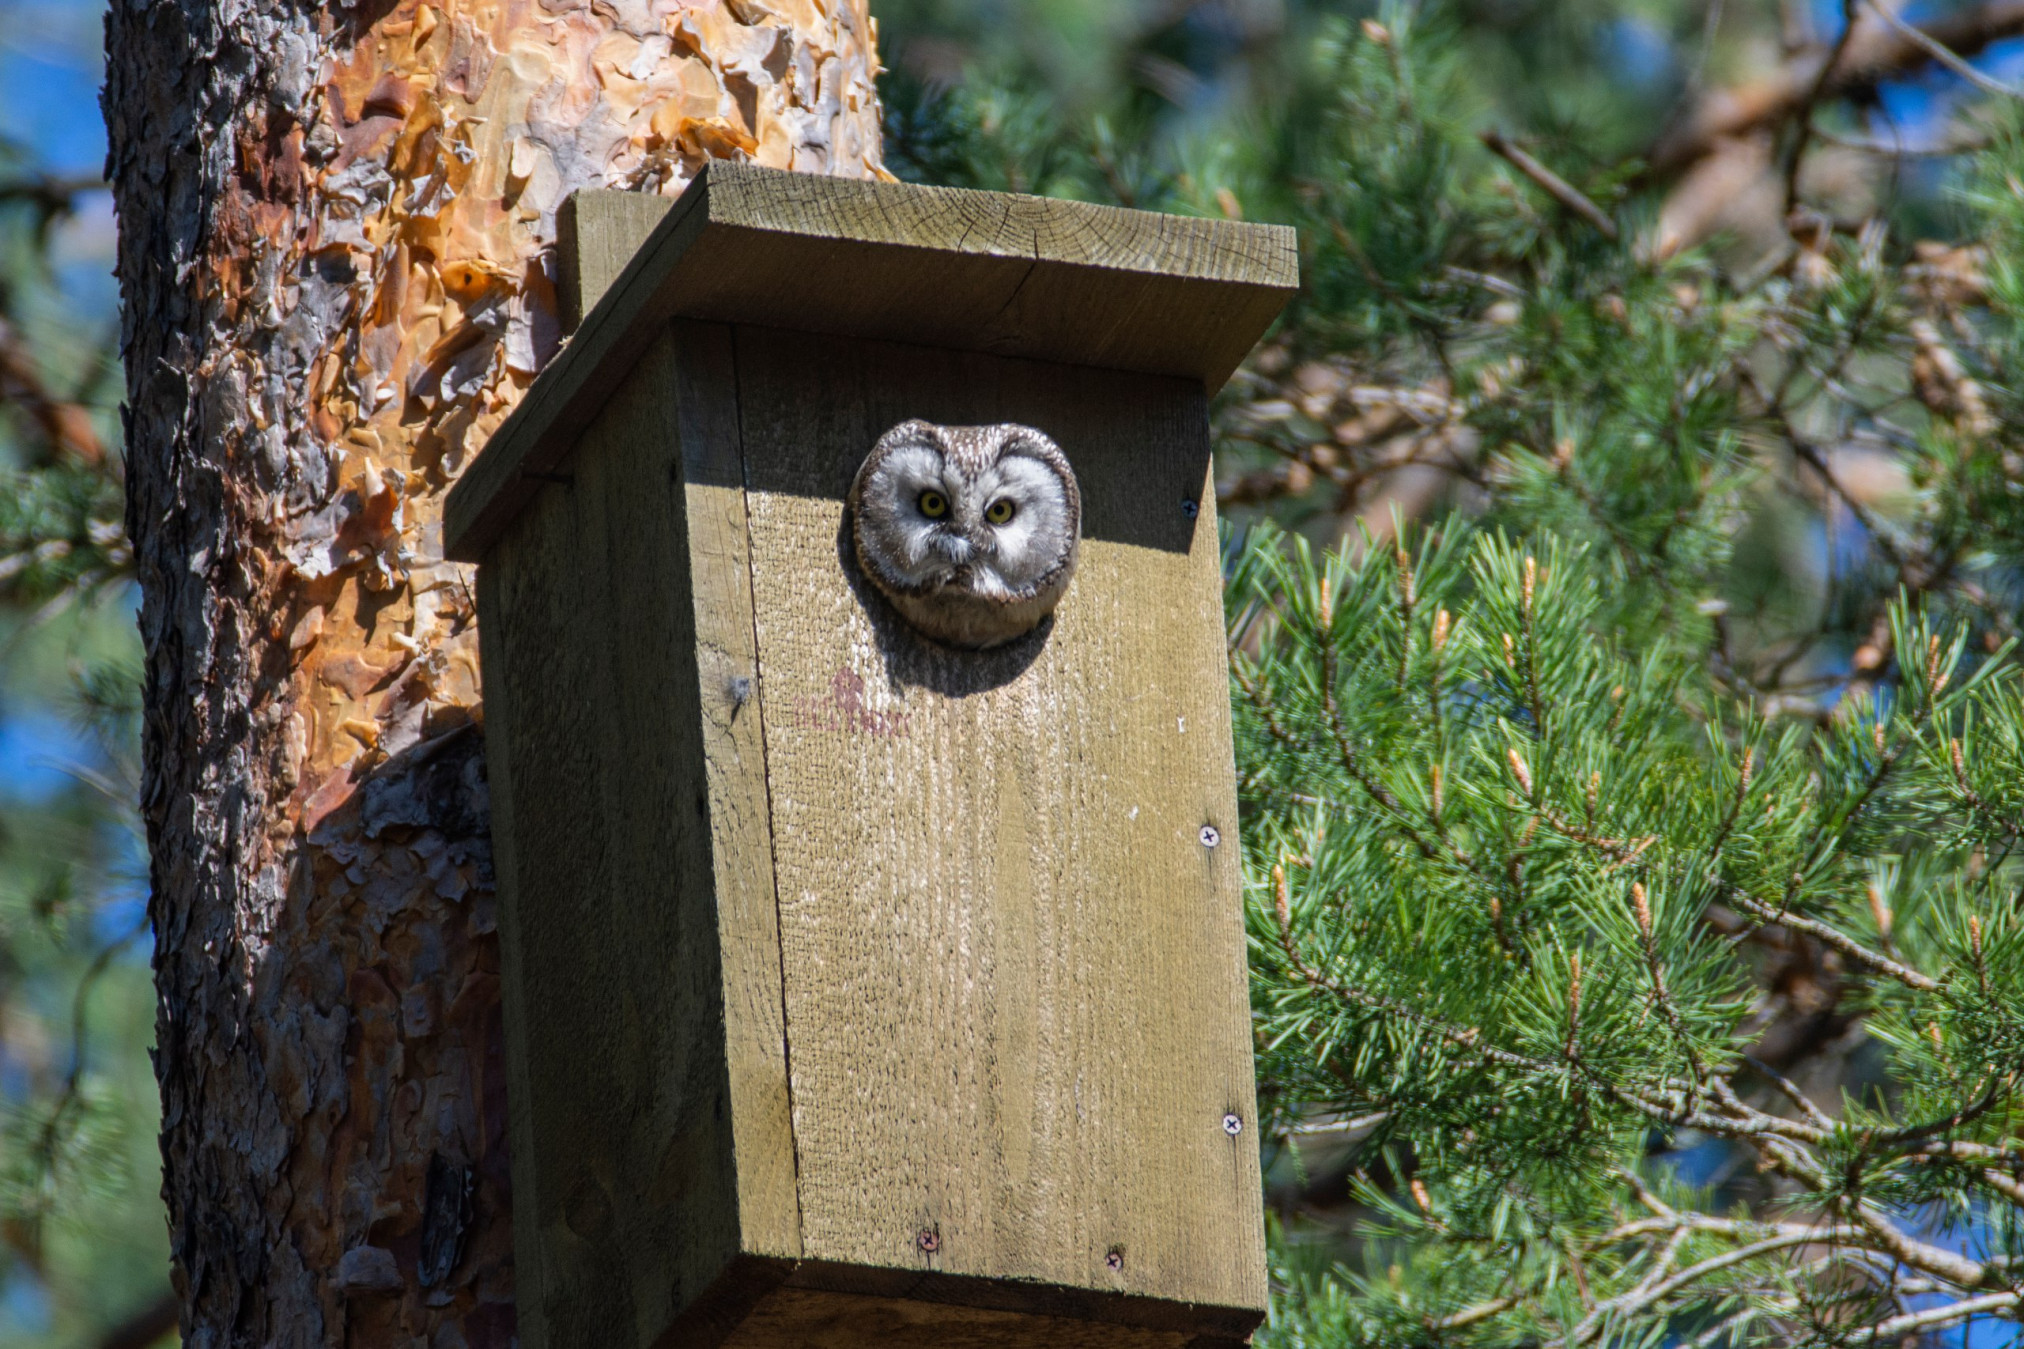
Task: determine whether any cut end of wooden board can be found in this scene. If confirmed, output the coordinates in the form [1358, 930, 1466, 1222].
[444, 163, 1296, 562]
[651, 1255, 1265, 1349]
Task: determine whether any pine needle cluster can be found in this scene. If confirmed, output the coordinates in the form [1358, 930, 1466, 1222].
[1202, 12, 2024, 1346]
[1236, 525, 2024, 1345]
[883, 3, 2024, 1341]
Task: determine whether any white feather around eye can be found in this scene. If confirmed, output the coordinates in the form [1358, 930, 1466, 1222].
[860, 441, 957, 584]
[876, 443, 948, 506]
[976, 454, 1072, 588]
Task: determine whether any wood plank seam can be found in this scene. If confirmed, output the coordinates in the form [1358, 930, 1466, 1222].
[725, 321, 811, 1262]
[468, 178, 1283, 1346]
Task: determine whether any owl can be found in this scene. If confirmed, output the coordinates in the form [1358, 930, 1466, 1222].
[848, 420, 1082, 651]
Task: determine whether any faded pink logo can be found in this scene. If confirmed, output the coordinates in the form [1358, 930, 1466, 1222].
[790, 667, 912, 738]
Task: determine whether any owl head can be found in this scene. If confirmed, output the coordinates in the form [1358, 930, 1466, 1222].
[848, 419, 1082, 651]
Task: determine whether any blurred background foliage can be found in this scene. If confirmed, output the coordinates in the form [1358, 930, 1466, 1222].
[4, 0, 2024, 1344]
[1, 0, 162, 1345]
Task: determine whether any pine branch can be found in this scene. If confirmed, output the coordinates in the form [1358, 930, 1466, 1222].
[1481, 130, 1620, 241]
[1783, 0, 1862, 214]
[1629, 883, 1712, 1091]
[1869, 1070, 2018, 1150]
[1523, 734, 1945, 996]
[0, 314, 108, 465]
[1214, 15, 2024, 1329]
[1839, 1291, 2024, 1346]
[1717, 885, 1941, 992]
[1860, 0, 2024, 101]
[1454, 1210, 1914, 1346]
[1428, 1295, 1521, 1331]
[1845, 1206, 1995, 1290]
[1744, 1054, 1836, 1131]
[1563, 1230, 1850, 1347]
[1650, 0, 2024, 175]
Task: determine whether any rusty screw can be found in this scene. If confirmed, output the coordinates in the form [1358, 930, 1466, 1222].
[1105, 1247, 1125, 1272]
[1200, 824, 1221, 849]
[916, 1228, 941, 1255]
[1223, 1113, 1244, 1137]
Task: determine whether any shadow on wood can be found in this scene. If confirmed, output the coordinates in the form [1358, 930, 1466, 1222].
[452, 165, 1296, 1349]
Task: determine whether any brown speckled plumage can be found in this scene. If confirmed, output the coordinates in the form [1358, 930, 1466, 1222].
[849, 420, 1082, 650]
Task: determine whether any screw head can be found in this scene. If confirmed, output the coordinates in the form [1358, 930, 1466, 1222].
[1105, 1247, 1125, 1271]
[1181, 499, 1200, 519]
[1223, 1113, 1244, 1137]
[916, 1227, 941, 1254]
[1199, 824, 1221, 849]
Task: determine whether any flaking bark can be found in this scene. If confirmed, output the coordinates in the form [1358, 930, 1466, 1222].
[101, 2, 885, 1343]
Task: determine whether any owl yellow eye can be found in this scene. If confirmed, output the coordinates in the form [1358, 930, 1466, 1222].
[985, 498, 1018, 525]
[918, 490, 948, 519]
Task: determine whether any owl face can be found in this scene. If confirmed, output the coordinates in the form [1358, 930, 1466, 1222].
[849, 420, 1082, 650]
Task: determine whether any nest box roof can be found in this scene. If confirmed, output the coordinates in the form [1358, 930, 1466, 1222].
[444, 161, 1298, 562]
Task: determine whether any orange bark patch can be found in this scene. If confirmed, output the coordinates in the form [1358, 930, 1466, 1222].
[173, 0, 885, 1340]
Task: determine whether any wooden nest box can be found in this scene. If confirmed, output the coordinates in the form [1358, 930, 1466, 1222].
[445, 163, 1297, 1349]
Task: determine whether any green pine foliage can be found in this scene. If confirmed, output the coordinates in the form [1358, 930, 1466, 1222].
[0, 138, 128, 618]
[1221, 17, 2024, 1349]
[886, 3, 2024, 1343]
[1236, 524, 2024, 1345]
[0, 121, 163, 1344]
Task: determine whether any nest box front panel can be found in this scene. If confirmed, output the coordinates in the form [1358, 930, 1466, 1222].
[731, 324, 1266, 1313]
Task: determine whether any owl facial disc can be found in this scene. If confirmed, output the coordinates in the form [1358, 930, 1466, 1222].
[848, 419, 1082, 651]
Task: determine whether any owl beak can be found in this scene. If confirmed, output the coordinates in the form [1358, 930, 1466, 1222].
[932, 534, 974, 566]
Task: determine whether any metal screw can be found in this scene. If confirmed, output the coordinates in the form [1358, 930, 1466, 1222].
[1223, 1113, 1244, 1137]
[1181, 498, 1200, 519]
[1199, 824, 1221, 849]
[1105, 1248, 1125, 1272]
[916, 1228, 941, 1254]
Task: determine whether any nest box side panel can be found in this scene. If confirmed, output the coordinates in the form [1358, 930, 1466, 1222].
[730, 325, 1267, 1320]
[477, 326, 798, 1349]
[660, 320, 804, 1272]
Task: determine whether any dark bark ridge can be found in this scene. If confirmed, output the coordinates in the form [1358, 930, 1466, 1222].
[104, 3, 513, 1345]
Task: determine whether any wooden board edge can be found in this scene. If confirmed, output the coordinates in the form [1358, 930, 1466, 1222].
[444, 175, 714, 561]
[667, 319, 806, 1262]
[779, 1260, 1267, 1340]
[446, 164, 1298, 563]
[470, 565, 555, 1345]
[649, 1254, 799, 1349]
[703, 161, 1298, 288]
[560, 191, 686, 334]
[557, 192, 585, 334]
[646, 1254, 1266, 1348]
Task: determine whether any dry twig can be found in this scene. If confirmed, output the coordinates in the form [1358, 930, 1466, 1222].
[1651, 0, 2024, 175]
[1482, 129, 1620, 241]
[0, 316, 105, 464]
[1861, 0, 2024, 101]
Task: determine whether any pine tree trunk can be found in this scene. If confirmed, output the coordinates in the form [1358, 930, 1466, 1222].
[101, 4, 885, 1343]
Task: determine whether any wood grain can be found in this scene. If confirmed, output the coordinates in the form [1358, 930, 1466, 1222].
[478, 326, 797, 1346]
[719, 1288, 1195, 1349]
[732, 326, 1266, 1320]
[557, 190, 681, 333]
[668, 320, 802, 1262]
[476, 171, 1282, 1347]
[445, 164, 1297, 562]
